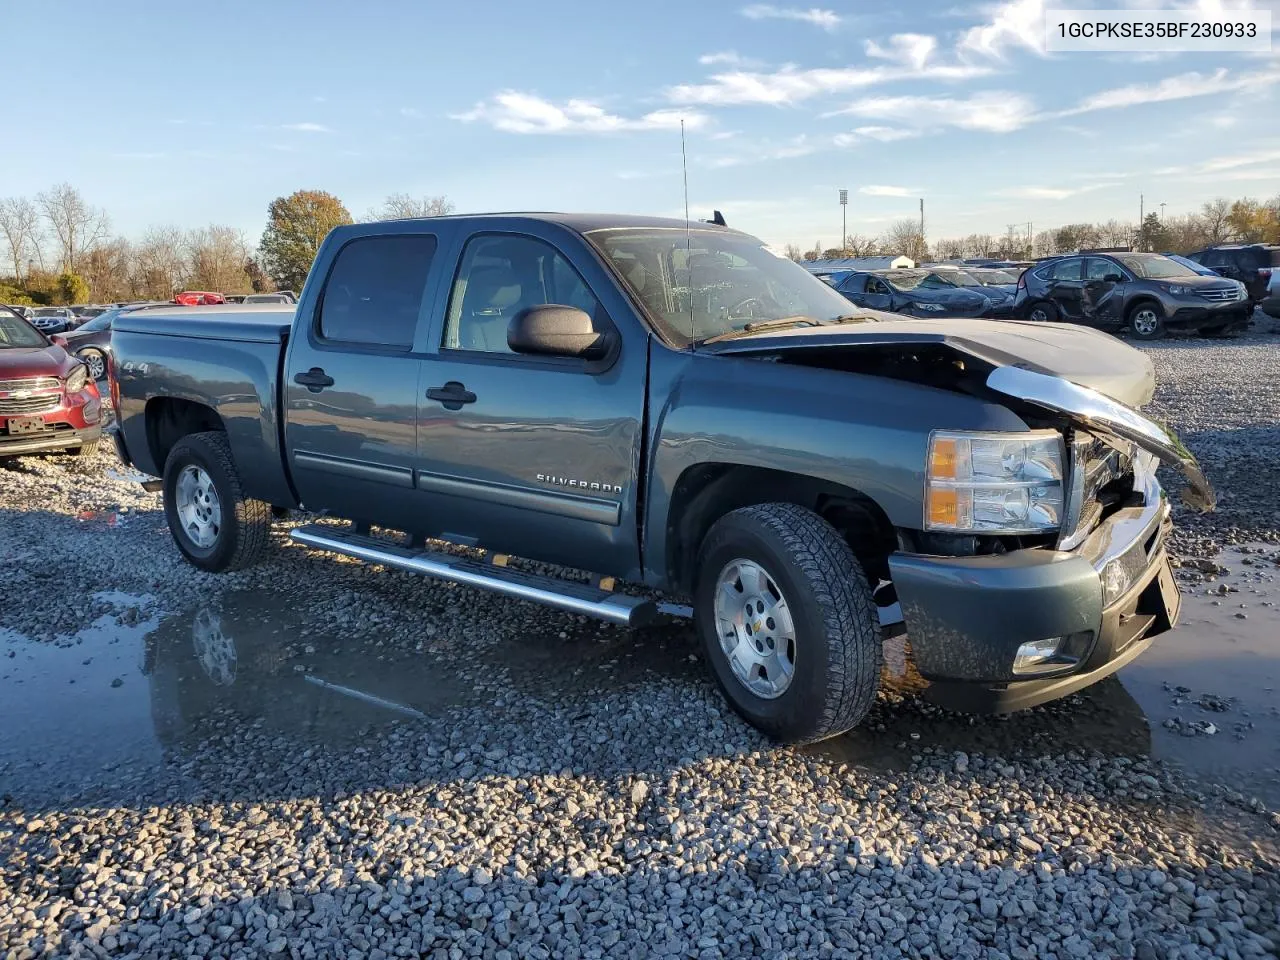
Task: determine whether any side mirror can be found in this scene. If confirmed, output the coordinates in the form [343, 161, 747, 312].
[1103, 273, 1124, 283]
[508, 304, 609, 359]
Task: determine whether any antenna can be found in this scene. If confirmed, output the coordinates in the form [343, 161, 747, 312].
[681, 119, 694, 346]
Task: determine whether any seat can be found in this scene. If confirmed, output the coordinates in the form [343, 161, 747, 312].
[457, 266, 523, 352]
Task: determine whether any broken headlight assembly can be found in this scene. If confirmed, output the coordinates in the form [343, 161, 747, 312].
[925, 430, 1065, 534]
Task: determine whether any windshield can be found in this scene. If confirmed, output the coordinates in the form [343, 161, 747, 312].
[33, 307, 65, 317]
[877, 270, 930, 291]
[77, 310, 116, 332]
[0, 310, 47, 348]
[588, 228, 866, 344]
[971, 268, 1017, 284]
[1116, 254, 1197, 280]
[924, 269, 984, 288]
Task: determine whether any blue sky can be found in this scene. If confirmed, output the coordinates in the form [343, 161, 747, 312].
[6, 0, 1278, 249]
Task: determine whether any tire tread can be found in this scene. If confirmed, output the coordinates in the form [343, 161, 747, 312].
[167, 431, 272, 571]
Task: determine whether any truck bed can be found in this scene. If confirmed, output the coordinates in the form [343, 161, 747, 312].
[112, 304, 294, 343]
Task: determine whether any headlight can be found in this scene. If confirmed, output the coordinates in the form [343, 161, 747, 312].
[65, 365, 88, 393]
[925, 430, 1065, 534]
[911, 301, 946, 312]
[1166, 284, 1192, 295]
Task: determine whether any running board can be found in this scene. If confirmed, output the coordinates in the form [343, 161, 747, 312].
[290, 524, 660, 627]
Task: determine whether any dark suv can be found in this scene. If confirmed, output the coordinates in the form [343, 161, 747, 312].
[1015, 252, 1251, 339]
[1188, 244, 1279, 304]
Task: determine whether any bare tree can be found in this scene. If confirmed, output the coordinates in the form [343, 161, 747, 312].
[132, 226, 188, 299]
[1095, 219, 1135, 249]
[1199, 198, 1233, 244]
[932, 237, 965, 260]
[843, 233, 879, 257]
[36, 184, 110, 272]
[187, 226, 252, 292]
[80, 238, 133, 302]
[961, 233, 996, 258]
[365, 193, 455, 222]
[880, 219, 928, 261]
[782, 242, 803, 262]
[0, 197, 45, 282]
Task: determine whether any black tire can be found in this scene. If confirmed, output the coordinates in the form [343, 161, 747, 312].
[1025, 300, 1058, 323]
[72, 440, 99, 458]
[77, 348, 107, 381]
[162, 431, 272, 572]
[694, 503, 881, 744]
[1126, 302, 1166, 340]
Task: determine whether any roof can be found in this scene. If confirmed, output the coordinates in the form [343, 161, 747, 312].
[352, 212, 749, 237]
[804, 255, 915, 272]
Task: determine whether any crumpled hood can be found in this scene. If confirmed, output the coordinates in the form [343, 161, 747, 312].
[702, 314, 1156, 407]
[0, 345, 71, 378]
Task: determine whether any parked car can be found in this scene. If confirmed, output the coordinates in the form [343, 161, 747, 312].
[29, 306, 74, 334]
[1015, 251, 1251, 339]
[927, 266, 1018, 317]
[5, 304, 34, 321]
[1262, 267, 1280, 319]
[243, 292, 297, 304]
[1161, 254, 1220, 277]
[174, 291, 227, 306]
[0, 306, 103, 459]
[53, 302, 174, 381]
[109, 212, 1206, 744]
[834, 268, 991, 318]
[1187, 244, 1279, 304]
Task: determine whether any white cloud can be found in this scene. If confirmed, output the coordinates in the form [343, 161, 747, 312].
[958, 0, 1047, 58]
[699, 51, 758, 67]
[740, 4, 841, 30]
[865, 33, 938, 71]
[452, 92, 707, 134]
[1057, 68, 1280, 116]
[833, 125, 922, 146]
[400, 107, 424, 119]
[831, 91, 1038, 133]
[667, 60, 991, 106]
[705, 135, 819, 168]
[997, 183, 1119, 200]
[859, 184, 917, 197]
[281, 122, 332, 133]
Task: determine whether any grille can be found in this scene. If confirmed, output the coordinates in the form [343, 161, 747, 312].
[0, 394, 60, 415]
[0, 377, 60, 393]
[1197, 287, 1240, 303]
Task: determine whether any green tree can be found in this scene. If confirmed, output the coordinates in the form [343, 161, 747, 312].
[259, 190, 352, 292]
[0, 282, 34, 305]
[1137, 213, 1168, 253]
[55, 271, 89, 305]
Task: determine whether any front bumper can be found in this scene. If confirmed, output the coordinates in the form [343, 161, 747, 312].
[888, 465, 1178, 713]
[0, 422, 100, 456]
[0, 384, 103, 457]
[1165, 299, 1251, 330]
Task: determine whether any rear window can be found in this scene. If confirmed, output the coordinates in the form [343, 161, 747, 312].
[318, 236, 436, 348]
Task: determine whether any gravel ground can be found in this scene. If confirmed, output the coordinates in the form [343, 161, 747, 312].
[2, 322, 1280, 959]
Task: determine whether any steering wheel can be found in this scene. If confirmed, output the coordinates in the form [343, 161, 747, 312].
[727, 297, 771, 321]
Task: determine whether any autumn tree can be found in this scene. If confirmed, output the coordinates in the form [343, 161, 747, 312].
[132, 226, 188, 299]
[80, 238, 133, 302]
[0, 197, 44, 282]
[243, 256, 275, 293]
[366, 193, 455, 222]
[1199, 198, 1233, 244]
[37, 183, 109, 272]
[880, 219, 928, 261]
[1226, 198, 1279, 244]
[188, 226, 252, 293]
[55, 272, 90, 305]
[260, 190, 352, 292]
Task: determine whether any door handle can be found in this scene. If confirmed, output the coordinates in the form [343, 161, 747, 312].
[294, 367, 335, 392]
[426, 381, 477, 409]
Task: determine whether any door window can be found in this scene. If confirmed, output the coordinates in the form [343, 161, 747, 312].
[866, 277, 891, 295]
[318, 236, 437, 348]
[1050, 258, 1083, 281]
[1085, 258, 1117, 280]
[444, 234, 602, 354]
[837, 273, 866, 294]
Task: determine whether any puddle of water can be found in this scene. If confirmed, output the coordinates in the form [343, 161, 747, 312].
[1118, 543, 1280, 804]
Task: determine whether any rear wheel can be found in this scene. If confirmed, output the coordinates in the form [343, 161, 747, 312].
[71, 440, 99, 458]
[1026, 300, 1058, 323]
[694, 503, 881, 744]
[162, 431, 272, 572]
[1127, 303, 1166, 340]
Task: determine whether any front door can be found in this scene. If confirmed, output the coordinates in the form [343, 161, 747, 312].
[414, 228, 647, 577]
[862, 276, 895, 311]
[283, 230, 448, 523]
[1046, 257, 1085, 319]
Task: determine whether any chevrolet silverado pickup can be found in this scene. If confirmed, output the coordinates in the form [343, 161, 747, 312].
[108, 214, 1213, 743]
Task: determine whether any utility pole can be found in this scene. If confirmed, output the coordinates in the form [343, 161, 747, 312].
[839, 189, 848, 253]
[919, 198, 925, 243]
[1160, 201, 1166, 222]
[1139, 193, 1144, 251]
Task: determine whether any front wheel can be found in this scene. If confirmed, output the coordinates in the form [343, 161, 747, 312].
[162, 431, 272, 572]
[1127, 303, 1166, 340]
[694, 503, 882, 744]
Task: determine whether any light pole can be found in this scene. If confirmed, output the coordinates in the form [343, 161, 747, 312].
[1160, 202, 1167, 222]
[839, 189, 848, 253]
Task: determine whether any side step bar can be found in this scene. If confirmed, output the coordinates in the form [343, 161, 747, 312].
[290, 524, 660, 628]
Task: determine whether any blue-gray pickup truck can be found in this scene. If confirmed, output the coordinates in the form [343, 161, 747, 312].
[108, 213, 1212, 743]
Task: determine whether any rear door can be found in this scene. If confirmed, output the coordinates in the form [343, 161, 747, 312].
[1046, 257, 1085, 319]
[1082, 257, 1125, 326]
[411, 225, 648, 576]
[862, 276, 895, 311]
[283, 226, 454, 523]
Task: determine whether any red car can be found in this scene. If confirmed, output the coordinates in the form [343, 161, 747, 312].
[0, 306, 103, 459]
[173, 291, 226, 306]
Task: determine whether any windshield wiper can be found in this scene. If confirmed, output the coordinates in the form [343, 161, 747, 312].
[699, 316, 819, 344]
